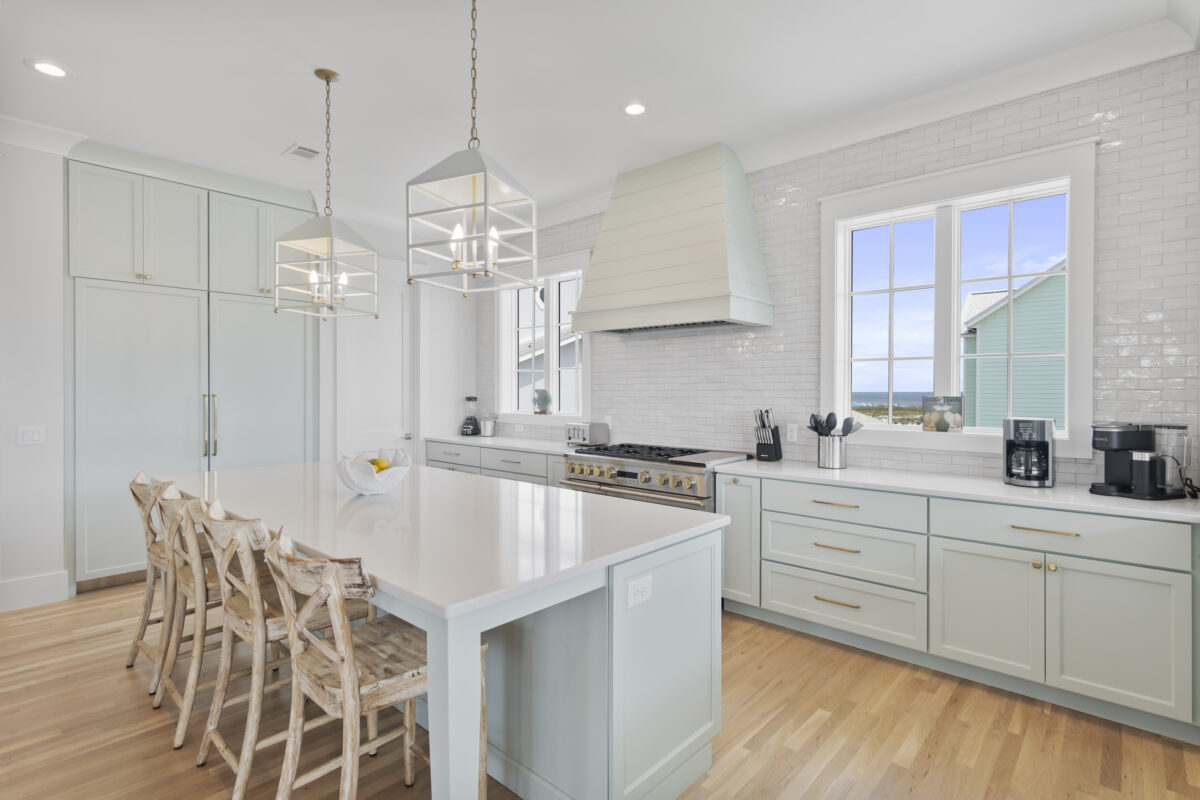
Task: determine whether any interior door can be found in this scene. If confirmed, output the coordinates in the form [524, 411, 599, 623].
[75, 279, 208, 581]
[929, 536, 1046, 682]
[208, 293, 316, 470]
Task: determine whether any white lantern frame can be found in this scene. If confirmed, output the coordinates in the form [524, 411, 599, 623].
[406, 148, 537, 297]
[275, 215, 379, 320]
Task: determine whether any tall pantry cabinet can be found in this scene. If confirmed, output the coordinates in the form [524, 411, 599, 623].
[70, 162, 317, 583]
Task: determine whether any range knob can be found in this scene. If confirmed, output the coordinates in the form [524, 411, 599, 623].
[682, 476, 697, 490]
[638, 470, 651, 484]
[590, 465, 603, 477]
[604, 466, 618, 479]
[566, 463, 577, 475]
[669, 475, 681, 488]
[656, 473, 668, 486]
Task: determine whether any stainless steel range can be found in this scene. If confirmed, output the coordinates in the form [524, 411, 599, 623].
[561, 443, 749, 511]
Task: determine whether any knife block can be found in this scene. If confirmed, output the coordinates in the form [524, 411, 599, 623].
[755, 427, 782, 462]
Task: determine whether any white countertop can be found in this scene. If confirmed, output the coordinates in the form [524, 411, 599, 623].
[164, 462, 729, 619]
[715, 459, 1200, 524]
[425, 434, 574, 457]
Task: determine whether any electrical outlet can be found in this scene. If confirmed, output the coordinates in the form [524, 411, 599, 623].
[627, 575, 653, 608]
[513, 423, 525, 433]
[786, 423, 799, 443]
[16, 425, 45, 446]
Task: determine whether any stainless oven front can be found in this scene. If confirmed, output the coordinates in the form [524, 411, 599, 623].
[559, 477, 715, 512]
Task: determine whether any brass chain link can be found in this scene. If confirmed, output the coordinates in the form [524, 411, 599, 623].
[467, 0, 479, 149]
[323, 75, 333, 215]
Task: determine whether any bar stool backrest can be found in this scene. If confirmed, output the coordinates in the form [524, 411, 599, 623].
[200, 501, 275, 624]
[129, 472, 168, 549]
[158, 485, 210, 588]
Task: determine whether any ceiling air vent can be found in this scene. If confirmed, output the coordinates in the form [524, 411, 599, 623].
[282, 143, 320, 160]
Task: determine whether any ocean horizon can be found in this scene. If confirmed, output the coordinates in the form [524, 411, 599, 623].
[851, 391, 929, 407]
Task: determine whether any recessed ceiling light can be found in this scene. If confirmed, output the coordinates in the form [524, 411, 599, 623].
[623, 102, 646, 116]
[24, 59, 68, 77]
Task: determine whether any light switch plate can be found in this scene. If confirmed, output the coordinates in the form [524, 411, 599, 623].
[17, 425, 45, 446]
[786, 423, 799, 442]
[627, 574, 653, 608]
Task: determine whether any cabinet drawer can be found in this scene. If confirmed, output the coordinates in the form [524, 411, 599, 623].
[762, 480, 927, 533]
[427, 459, 481, 475]
[481, 468, 547, 486]
[929, 499, 1191, 571]
[761, 561, 927, 651]
[763, 512, 928, 592]
[426, 442, 481, 467]
[481, 448, 547, 477]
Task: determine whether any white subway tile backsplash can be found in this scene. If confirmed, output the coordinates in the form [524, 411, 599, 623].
[473, 52, 1200, 483]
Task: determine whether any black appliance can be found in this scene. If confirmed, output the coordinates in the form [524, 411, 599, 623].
[1089, 422, 1155, 497]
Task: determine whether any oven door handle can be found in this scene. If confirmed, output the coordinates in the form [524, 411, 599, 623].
[560, 478, 709, 508]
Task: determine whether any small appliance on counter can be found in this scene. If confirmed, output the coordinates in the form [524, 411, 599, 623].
[565, 422, 610, 446]
[1003, 418, 1054, 487]
[1091, 422, 1194, 500]
[460, 395, 481, 436]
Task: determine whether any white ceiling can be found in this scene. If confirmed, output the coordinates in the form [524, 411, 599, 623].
[3, 1, 1197, 229]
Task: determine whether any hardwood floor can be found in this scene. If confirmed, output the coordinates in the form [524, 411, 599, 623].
[2, 585, 1198, 799]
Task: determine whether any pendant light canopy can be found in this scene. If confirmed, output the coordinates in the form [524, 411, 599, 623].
[406, 0, 537, 297]
[276, 69, 379, 321]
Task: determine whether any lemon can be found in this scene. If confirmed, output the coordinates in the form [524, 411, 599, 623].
[368, 458, 389, 473]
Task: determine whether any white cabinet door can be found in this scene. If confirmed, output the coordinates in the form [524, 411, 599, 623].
[929, 537, 1045, 682]
[209, 293, 316, 470]
[715, 475, 760, 606]
[75, 280, 208, 581]
[68, 162, 143, 282]
[143, 177, 207, 290]
[209, 192, 266, 296]
[1046, 555, 1192, 721]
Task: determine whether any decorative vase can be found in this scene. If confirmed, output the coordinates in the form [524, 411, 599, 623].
[533, 389, 552, 415]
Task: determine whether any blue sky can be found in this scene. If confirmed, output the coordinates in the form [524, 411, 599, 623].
[851, 194, 1066, 395]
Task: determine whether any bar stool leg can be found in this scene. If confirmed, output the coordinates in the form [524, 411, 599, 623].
[403, 698, 415, 787]
[338, 695, 361, 800]
[367, 709, 378, 757]
[126, 564, 159, 668]
[230, 627, 267, 800]
[150, 567, 177, 696]
[172, 593, 208, 748]
[153, 581, 187, 709]
[196, 623, 235, 767]
[275, 674, 307, 800]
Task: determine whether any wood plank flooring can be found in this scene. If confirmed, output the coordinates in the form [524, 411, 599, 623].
[2, 585, 1198, 799]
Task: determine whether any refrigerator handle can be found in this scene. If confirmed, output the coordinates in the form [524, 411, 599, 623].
[202, 393, 209, 457]
[211, 394, 219, 457]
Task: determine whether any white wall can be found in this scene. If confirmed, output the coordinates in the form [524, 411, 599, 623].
[419, 286, 477, 449]
[474, 52, 1200, 485]
[0, 142, 69, 610]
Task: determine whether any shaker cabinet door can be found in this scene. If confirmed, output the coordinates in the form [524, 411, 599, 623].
[1046, 555, 1192, 721]
[209, 192, 267, 296]
[68, 162, 143, 282]
[143, 177, 207, 290]
[716, 474, 761, 606]
[929, 537, 1045, 682]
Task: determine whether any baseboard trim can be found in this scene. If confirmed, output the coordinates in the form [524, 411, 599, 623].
[77, 569, 145, 593]
[0, 570, 70, 612]
[724, 600, 1200, 747]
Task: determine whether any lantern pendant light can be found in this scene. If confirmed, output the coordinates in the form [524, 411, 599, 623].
[275, 69, 379, 321]
[406, 0, 537, 297]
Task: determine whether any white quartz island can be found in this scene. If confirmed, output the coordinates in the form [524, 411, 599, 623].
[165, 461, 730, 800]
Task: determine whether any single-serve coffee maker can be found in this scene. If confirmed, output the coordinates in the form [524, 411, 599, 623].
[1090, 422, 1192, 500]
[1003, 418, 1055, 487]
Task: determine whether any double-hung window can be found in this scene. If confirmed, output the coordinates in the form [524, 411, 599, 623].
[498, 271, 586, 417]
[821, 141, 1095, 456]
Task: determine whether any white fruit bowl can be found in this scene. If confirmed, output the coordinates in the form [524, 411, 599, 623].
[337, 449, 411, 495]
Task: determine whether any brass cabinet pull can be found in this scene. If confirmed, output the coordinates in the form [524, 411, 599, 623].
[814, 594, 861, 609]
[1032, 560, 1043, 569]
[444, 451, 460, 456]
[813, 542, 862, 554]
[1047, 562, 1058, 572]
[732, 477, 739, 484]
[202, 393, 209, 456]
[500, 459, 521, 464]
[1011, 524, 1080, 538]
[812, 499, 860, 509]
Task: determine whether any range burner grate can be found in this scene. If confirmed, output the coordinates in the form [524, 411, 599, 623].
[574, 443, 704, 462]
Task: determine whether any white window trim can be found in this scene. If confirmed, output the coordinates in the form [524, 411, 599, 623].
[820, 139, 1096, 458]
[495, 251, 591, 425]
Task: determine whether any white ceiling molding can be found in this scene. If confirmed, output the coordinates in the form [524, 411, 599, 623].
[0, 114, 84, 155]
[1167, 0, 1200, 47]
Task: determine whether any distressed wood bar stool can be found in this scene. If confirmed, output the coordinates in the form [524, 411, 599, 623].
[125, 472, 173, 694]
[197, 503, 372, 800]
[153, 486, 224, 748]
[265, 537, 488, 799]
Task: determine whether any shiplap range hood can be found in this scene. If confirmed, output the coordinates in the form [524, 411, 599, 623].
[571, 143, 772, 333]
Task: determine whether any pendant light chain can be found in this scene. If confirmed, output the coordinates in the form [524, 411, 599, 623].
[323, 75, 333, 216]
[468, 0, 480, 150]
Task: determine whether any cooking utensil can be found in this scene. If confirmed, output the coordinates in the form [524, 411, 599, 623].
[825, 412, 837, 437]
[842, 417, 853, 437]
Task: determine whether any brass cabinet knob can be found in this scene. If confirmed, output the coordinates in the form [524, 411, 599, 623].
[732, 477, 739, 484]
[656, 473, 667, 486]
[1033, 561, 1043, 569]
[143, 274, 152, 280]
[638, 470, 651, 484]
[1047, 563, 1058, 572]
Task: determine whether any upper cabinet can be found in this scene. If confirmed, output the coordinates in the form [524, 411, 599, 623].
[68, 162, 207, 290]
[210, 192, 313, 297]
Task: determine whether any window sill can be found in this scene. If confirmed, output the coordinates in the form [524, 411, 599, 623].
[497, 412, 580, 428]
[847, 426, 1091, 459]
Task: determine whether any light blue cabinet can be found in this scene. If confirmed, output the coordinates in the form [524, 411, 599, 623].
[716, 475, 760, 606]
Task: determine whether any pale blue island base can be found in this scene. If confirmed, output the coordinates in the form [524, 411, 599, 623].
[165, 462, 728, 800]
